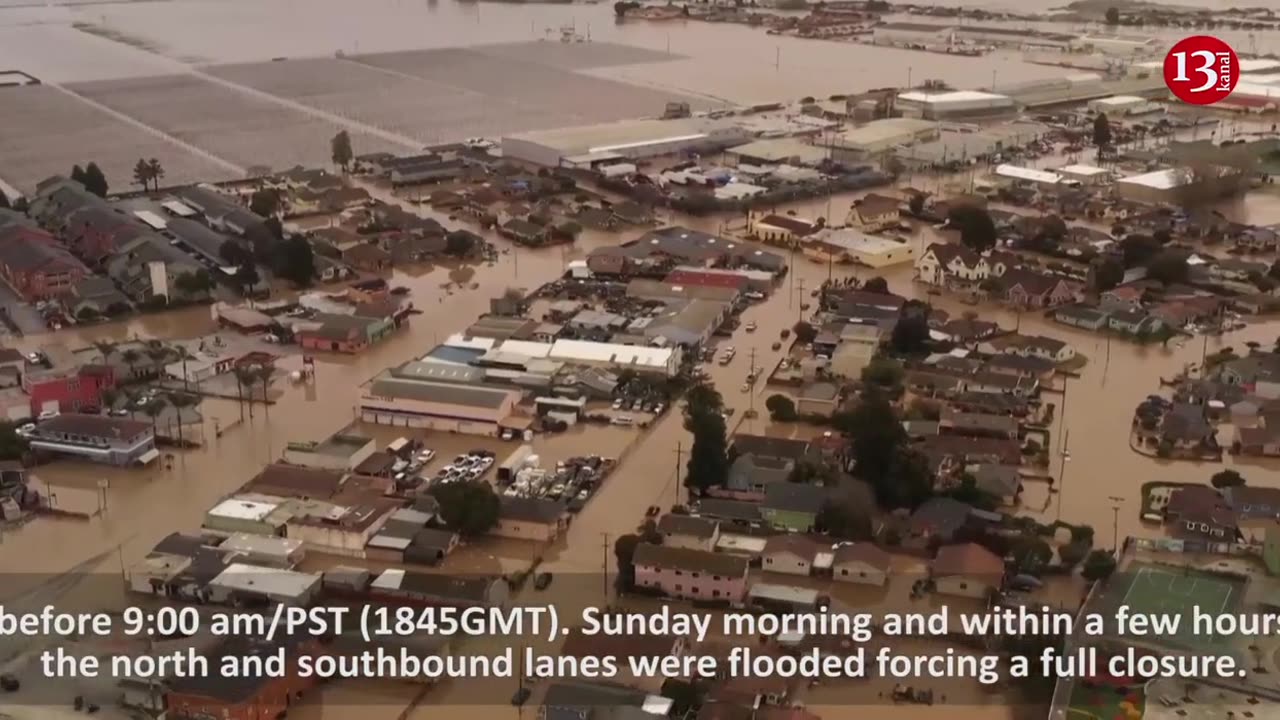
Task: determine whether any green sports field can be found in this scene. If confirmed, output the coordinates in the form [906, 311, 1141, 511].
[1106, 563, 1243, 651]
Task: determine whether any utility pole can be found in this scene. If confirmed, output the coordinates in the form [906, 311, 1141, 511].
[601, 532, 610, 601]
[796, 278, 806, 322]
[1057, 375, 1068, 448]
[1108, 496, 1124, 551]
[672, 442, 685, 508]
[1055, 429, 1070, 523]
[788, 244, 796, 308]
[748, 348, 757, 416]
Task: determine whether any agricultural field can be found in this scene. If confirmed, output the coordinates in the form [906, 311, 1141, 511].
[66, 73, 409, 176]
[349, 45, 714, 133]
[0, 85, 230, 194]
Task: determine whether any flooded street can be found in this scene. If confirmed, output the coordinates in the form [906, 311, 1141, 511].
[3, 174, 1276, 591]
[0, 167, 1277, 720]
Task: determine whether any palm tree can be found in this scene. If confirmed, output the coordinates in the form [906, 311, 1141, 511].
[166, 392, 200, 447]
[233, 365, 257, 420]
[143, 340, 170, 380]
[171, 346, 196, 391]
[99, 387, 121, 415]
[140, 398, 166, 440]
[255, 364, 275, 419]
[120, 349, 142, 382]
[147, 158, 165, 191]
[92, 340, 117, 365]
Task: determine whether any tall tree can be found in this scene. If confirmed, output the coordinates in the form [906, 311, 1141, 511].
[862, 276, 890, 294]
[1120, 234, 1161, 268]
[890, 300, 930, 355]
[431, 481, 500, 537]
[250, 189, 282, 218]
[948, 206, 997, 253]
[147, 159, 165, 191]
[167, 392, 200, 447]
[92, 340, 117, 365]
[684, 382, 728, 495]
[83, 163, 109, 197]
[170, 345, 196, 391]
[1104, 6, 1120, 24]
[233, 365, 257, 419]
[236, 261, 260, 295]
[255, 364, 275, 419]
[331, 131, 354, 173]
[1211, 469, 1245, 489]
[1093, 113, 1112, 149]
[120, 348, 142, 382]
[140, 397, 166, 439]
[132, 159, 152, 192]
[1093, 255, 1125, 292]
[1082, 550, 1117, 581]
[99, 387, 121, 414]
[1147, 250, 1190, 285]
[175, 269, 214, 298]
[70, 165, 87, 186]
[275, 236, 316, 287]
[613, 534, 641, 591]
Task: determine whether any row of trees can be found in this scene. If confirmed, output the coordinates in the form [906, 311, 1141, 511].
[132, 158, 167, 192]
[684, 383, 730, 495]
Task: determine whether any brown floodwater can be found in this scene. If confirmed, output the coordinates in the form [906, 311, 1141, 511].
[2, 5, 1279, 714]
[1, 166, 1277, 717]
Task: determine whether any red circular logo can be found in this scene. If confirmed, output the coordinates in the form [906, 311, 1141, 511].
[1163, 36, 1239, 106]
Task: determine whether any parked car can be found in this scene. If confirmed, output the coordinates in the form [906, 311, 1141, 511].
[745, 321, 757, 332]
[15, 423, 34, 437]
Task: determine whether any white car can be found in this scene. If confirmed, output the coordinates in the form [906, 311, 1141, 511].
[416, 449, 436, 464]
[15, 423, 34, 437]
[37, 410, 58, 421]
[745, 322, 757, 332]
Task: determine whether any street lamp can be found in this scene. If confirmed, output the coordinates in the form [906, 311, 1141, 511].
[1108, 496, 1124, 551]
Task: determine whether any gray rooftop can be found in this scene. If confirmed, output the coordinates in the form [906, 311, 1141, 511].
[367, 376, 514, 409]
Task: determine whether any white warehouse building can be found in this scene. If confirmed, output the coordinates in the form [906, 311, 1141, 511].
[896, 90, 1016, 120]
[502, 118, 750, 167]
[1087, 95, 1162, 115]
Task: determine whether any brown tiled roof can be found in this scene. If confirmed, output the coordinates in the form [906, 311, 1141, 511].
[855, 193, 901, 218]
[756, 214, 818, 235]
[932, 542, 1004, 578]
[633, 543, 747, 577]
[243, 463, 346, 499]
[925, 242, 982, 270]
